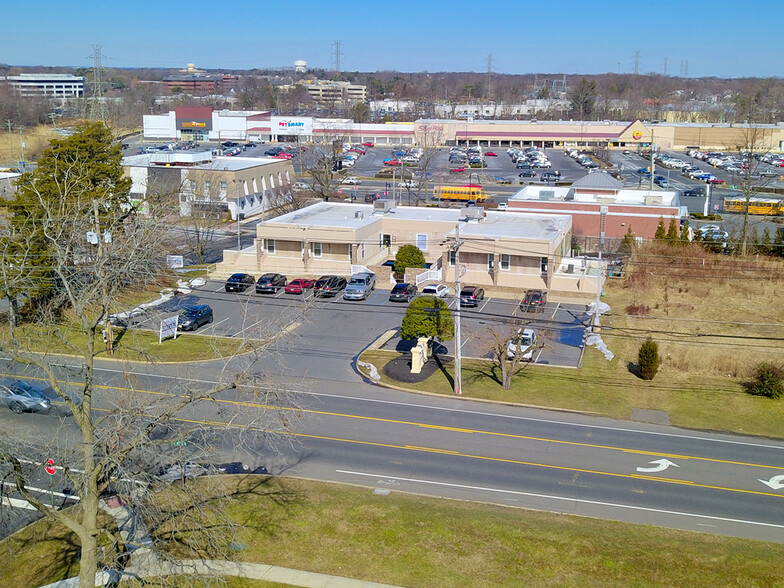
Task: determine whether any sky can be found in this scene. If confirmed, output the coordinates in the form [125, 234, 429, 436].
[5, 0, 783, 78]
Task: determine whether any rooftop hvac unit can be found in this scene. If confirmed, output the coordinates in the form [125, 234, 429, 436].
[373, 199, 394, 214]
[461, 206, 486, 222]
[354, 211, 364, 219]
[539, 190, 555, 201]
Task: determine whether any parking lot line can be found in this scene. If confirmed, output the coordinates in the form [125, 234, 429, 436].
[209, 317, 231, 330]
[550, 302, 561, 319]
[478, 298, 491, 313]
[213, 284, 225, 293]
[274, 289, 287, 298]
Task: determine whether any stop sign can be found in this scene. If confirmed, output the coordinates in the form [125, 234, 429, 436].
[45, 459, 56, 475]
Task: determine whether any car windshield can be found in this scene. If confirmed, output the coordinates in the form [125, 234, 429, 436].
[13, 381, 48, 400]
[181, 308, 201, 318]
[422, 287, 436, 294]
[520, 334, 534, 346]
[349, 278, 365, 285]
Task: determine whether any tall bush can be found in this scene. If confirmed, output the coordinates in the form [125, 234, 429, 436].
[747, 363, 784, 399]
[638, 337, 659, 380]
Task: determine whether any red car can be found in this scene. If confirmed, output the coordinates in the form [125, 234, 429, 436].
[349, 147, 366, 155]
[362, 142, 374, 147]
[485, 152, 498, 157]
[383, 158, 401, 166]
[450, 167, 466, 173]
[284, 278, 315, 294]
[273, 152, 294, 159]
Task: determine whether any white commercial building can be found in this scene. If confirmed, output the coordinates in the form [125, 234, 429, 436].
[7, 73, 85, 98]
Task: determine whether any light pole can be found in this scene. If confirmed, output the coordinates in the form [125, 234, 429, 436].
[235, 180, 241, 250]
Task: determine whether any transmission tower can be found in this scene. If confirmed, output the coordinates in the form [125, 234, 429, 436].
[485, 53, 493, 101]
[331, 40, 343, 73]
[663, 57, 668, 76]
[633, 51, 640, 75]
[88, 45, 107, 123]
[683, 59, 689, 77]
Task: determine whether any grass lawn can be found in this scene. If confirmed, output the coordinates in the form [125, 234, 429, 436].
[3, 477, 783, 588]
[0, 323, 251, 363]
[358, 346, 784, 438]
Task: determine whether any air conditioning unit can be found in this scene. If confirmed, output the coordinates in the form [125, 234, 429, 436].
[373, 199, 394, 214]
[462, 206, 485, 222]
[354, 211, 364, 219]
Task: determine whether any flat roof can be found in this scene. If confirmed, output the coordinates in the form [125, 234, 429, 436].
[121, 153, 282, 171]
[266, 202, 570, 242]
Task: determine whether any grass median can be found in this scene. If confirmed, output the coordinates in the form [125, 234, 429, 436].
[358, 346, 784, 438]
[2, 477, 783, 588]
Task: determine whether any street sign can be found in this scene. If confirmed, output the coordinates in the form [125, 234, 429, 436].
[45, 459, 56, 475]
[714, 204, 719, 210]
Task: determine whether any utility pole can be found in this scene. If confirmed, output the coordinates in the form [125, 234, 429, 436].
[649, 128, 655, 191]
[451, 223, 465, 395]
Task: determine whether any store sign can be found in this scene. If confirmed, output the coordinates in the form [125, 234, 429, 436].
[632, 131, 642, 140]
[182, 121, 207, 128]
[270, 117, 313, 135]
[278, 121, 304, 127]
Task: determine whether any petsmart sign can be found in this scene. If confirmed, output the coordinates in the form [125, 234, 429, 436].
[270, 116, 313, 135]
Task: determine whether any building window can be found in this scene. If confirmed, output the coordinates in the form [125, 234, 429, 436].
[449, 250, 456, 267]
[500, 254, 510, 271]
[416, 234, 428, 251]
[541, 257, 548, 273]
[266, 239, 276, 255]
[313, 242, 322, 257]
[361, 241, 366, 258]
[204, 180, 211, 194]
[487, 254, 494, 270]
[285, 170, 291, 183]
[261, 176, 267, 191]
[380, 234, 391, 248]
[219, 181, 227, 193]
[269, 174, 275, 189]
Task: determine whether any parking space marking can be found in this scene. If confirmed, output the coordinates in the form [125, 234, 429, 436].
[478, 298, 491, 313]
[274, 289, 287, 298]
[210, 317, 231, 330]
[213, 285, 225, 293]
[550, 302, 561, 319]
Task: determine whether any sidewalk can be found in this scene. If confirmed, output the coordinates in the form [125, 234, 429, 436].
[41, 554, 405, 588]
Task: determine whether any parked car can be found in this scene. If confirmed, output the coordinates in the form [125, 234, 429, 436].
[520, 289, 547, 312]
[284, 278, 315, 294]
[342, 177, 362, 185]
[264, 147, 284, 156]
[314, 275, 347, 297]
[255, 273, 287, 294]
[516, 162, 532, 169]
[398, 181, 420, 188]
[506, 328, 537, 361]
[484, 151, 498, 157]
[519, 170, 537, 178]
[343, 272, 376, 300]
[459, 286, 485, 307]
[389, 282, 417, 302]
[541, 171, 561, 182]
[362, 142, 374, 147]
[225, 273, 255, 292]
[421, 283, 450, 298]
[0, 379, 71, 417]
[178, 304, 214, 331]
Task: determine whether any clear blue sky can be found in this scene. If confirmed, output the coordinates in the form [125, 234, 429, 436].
[5, 0, 783, 78]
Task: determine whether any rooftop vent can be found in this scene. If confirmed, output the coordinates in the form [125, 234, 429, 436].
[373, 199, 395, 214]
[354, 211, 364, 219]
[461, 206, 486, 222]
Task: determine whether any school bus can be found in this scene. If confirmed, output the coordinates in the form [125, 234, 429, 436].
[433, 184, 486, 202]
[722, 196, 784, 216]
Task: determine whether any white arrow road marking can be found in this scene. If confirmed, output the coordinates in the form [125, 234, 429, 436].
[636, 459, 680, 473]
[758, 475, 784, 490]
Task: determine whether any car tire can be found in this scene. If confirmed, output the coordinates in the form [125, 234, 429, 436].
[49, 407, 62, 418]
[208, 315, 214, 323]
[9, 402, 24, 414]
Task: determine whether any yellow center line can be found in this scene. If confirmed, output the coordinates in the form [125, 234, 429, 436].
[9, 372, 784, 473]
[88, 407, 784, 500]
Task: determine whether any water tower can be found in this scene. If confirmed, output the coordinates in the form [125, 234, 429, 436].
[294, 60, 307, 73]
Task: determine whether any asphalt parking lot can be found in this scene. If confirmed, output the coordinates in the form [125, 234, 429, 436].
[129, 281, 589, 369]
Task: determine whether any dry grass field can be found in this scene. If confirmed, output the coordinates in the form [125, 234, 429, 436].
[0, 125, 59, 166]
[604, 242, 784, 380]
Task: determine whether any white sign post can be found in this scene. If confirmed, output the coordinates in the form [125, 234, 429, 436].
[159, 315, 179, 343]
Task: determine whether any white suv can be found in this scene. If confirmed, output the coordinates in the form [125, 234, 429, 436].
[342, 177, 361, 185]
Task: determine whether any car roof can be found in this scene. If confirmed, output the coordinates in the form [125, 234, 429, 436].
[182, 304, 209, 312]
[229, 273, 251, 279]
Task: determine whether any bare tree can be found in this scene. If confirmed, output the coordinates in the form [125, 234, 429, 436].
[0, 124, 300, 586]
[484, 322, 546, 390]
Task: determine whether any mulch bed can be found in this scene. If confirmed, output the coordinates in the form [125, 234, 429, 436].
[382, 353, 453, 384]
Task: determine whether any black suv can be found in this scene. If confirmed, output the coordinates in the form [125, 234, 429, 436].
[459, 286, 485, 307]
[178, 305, 214, 331]
[255, 273, 287, 294]
[389, 283, 417, 302]
[313, 275, 347, 297]
[520, 289, 547, 313]
[225, 273, 255, 292]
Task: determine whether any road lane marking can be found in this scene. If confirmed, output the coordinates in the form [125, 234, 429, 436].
[335, 469, 784, 530]
[5, 371, 783, 473]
